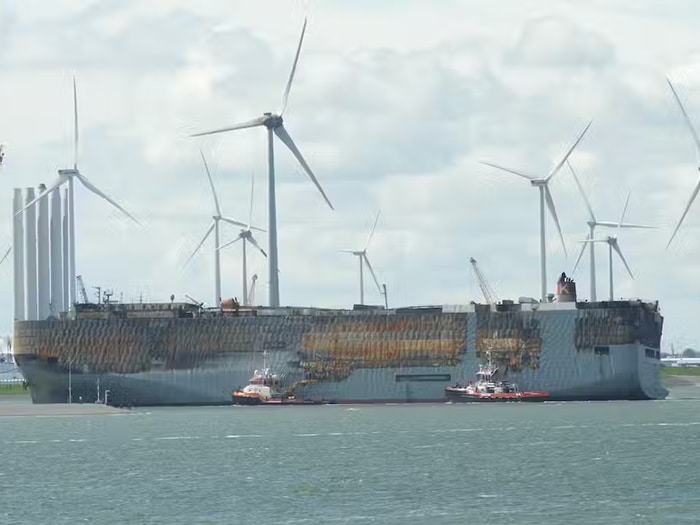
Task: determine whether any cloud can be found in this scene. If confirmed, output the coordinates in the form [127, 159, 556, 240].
[2, 1, 700, 353]
[504, 16, 616, 70]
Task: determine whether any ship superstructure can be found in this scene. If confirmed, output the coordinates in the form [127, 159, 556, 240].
[13, 288, 666, 406]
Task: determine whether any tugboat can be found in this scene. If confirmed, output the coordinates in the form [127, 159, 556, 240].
[445, 353, 549, 403]
[232, 352, 321, 405]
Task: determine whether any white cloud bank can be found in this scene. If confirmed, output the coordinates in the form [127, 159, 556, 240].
[1, 0, 700, 351]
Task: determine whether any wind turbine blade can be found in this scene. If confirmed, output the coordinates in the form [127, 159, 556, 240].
[248, 171, 255, 229]
[247, 233, 268, 257]
[280, 17, 307, 116]
[339, 249, 356, 254]
[571, 234, 588, 274]
[580, 239, 608, 244]
[546, 121, 592, 182]
[362, 254, 382, 294]
[200, 150, 221, 217]
[667, 177, 700, 248]
[365, 210, 381, 250]
[666, 77, 700, 159]
[544, 186, 567, 256]
[221, 216, 264, 232]
[617, 191, 631, 229]
[217, 235, 242, 251]
[480, 161, 535, 180]
[596, 221, 656, 229]
[73, 75, 79, 169]
[567, 161, 596, 223]
[273, 124, 334, 210]
[190, 116, 267, 138]
[219, 217, 248, 229]
[16, 174, 69, 215]
[187, 221, 215, 263]
[75, 172, 141, 225]
[0, 245, 11, 265]
[611, 240, 634, 279]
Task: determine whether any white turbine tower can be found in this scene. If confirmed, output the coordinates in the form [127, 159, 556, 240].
[567, 161, 654, 301]
[191, 18, 333, 308]
[218, 173, 267, 307]
[18, 77, 140, 305]
[666, 77, 700, 248]
[186, 151, 263, 306]
[576, 192, 635, 301]
[481, 122, 592, 301]
[342, 211, 382, 305]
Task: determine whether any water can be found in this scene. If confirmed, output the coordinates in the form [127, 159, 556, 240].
[1, 398, 699, 524]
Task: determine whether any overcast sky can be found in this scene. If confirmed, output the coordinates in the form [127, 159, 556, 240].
[1, 0, 699, 351]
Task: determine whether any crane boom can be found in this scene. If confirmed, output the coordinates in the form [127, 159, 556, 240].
[247, 274, 258, 306]
[469, 257, 497, 305]
[76, 275, 89, 304]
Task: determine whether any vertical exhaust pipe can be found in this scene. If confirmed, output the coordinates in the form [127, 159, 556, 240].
[37, 184, 50, 319]
[62, 188, 69, 312]
[24, 187, 38, 321]
[50, 188, 63, 315]
[12, 189, 25, 321]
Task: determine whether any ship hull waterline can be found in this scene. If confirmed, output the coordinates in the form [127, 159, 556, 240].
[13, 300, 668, 406]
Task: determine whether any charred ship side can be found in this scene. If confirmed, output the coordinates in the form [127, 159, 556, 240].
[13, 287, 666, 406]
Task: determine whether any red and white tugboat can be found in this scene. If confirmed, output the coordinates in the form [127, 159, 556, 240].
[232, 352, 321, 405]
[445, 354, 549, 403]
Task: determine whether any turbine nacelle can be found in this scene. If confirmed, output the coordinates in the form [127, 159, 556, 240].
[262, 113, 284, 128]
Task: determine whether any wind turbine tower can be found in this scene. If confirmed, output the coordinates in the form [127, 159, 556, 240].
[481, 122, 592, 301]
[186, 151, 261, 306]
[191, 19, 333, 307]
[18, 77, 140, 308]
[342, 211, 382, 305]
[568, 161, 654, 301]
[218, 172, 267, 306]
[577, 193, 635, 301]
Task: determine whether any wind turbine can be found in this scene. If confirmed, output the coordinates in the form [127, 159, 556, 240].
[18, 76, 139, 305]
[191, 18, 333, 308]
[0, 144, 6, 170]
[568, 161, 654, 301]
[341, 211, 382, 305]
[186, 151, 263, 306]
[666, 77, 700, 248]
[217, 172, 267, 306]
[481, 121, 592, 301]
[576, 192, 635, 301]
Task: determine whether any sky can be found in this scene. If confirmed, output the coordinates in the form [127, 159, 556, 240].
[0, 0, 700, 351]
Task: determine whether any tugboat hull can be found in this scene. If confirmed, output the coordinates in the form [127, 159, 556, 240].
[445, 388, 549, 403]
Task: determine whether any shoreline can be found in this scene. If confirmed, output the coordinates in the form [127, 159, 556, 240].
[0, 399, 130, 416]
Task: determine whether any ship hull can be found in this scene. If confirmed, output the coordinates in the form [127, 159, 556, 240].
[13, 301, 668, 406]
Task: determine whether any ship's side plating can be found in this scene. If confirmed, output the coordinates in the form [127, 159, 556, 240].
[13, 299, 666, 405]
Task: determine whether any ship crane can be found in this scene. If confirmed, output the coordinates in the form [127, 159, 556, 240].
[76, 275, 90, 304]
[469, 257, 498, 305]
[247, 274, 258, 306]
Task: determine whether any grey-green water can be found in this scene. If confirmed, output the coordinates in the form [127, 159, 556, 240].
[1, 396, 699, 524]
